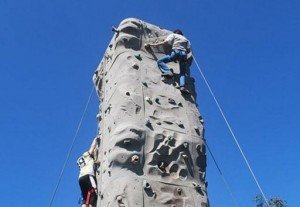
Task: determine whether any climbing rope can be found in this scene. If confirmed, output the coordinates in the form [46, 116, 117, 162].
[205, 141, 239, 207]
[48, 85, 95, 207]
[192, 55, 270, 207]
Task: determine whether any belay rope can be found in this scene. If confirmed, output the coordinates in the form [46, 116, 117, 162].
[192, 54, 270, 207]
[48, 85, 95, 207]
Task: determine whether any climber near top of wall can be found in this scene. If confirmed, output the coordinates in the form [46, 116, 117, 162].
[145, 29, 192, 93]
[77, 136, 100, 207]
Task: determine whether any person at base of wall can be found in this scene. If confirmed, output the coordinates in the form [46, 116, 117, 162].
[77, 136, 100, 207]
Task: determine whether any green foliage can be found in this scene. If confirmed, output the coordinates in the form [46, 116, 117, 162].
[254, 195, 287, 207]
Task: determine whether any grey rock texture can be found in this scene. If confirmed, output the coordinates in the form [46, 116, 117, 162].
[93, 18, 208, 207]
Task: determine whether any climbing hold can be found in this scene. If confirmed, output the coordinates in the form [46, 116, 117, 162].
[123, 139, 131, 145]
[126, 92, 130, 96]
[168, 98, 176, 105]
[196, 144, 201, 150]
[142, 81, 148, 87]
[131, 155, 139, 164]
[164, 120, 173, 125]
[177, 188, 182, 195]
[168, 135, 173, 141]
[105, 79, 108, 83]
[183, 142, 189, 149]
[132, 63, 139, 69]
[96, 113, 102, 121]
[192, 182, 201, 190]
[178, 102, 183, 107]
[181, 154, 188, 159]
[194, 126, 200, 135]
[180, 86, 191, 94]
[156, 121, 161, 125]
[109, 44, 113, 48]
[177, 122, 184, 128]
[143, 180, 151, 189]
[145, 118, 151, 125]
[112, 26, 119, 33]
[108, 126, 111, 133]
[152, 191, 157, 198]
[134, 54, 142, 61]
[155, 98, 160, 104]
[166, 135, 174, 144]
[116, 195, 122, 202]
[145, 97, 153, 104]
[158, 161, 166, 171]
[199, 116, 204, 124]
[105, 105, 111, 114]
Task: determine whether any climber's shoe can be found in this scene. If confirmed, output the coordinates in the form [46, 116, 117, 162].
[161, 71, 173, 77]
[180, 86, 190, 94]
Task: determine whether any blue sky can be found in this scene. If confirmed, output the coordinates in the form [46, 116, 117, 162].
[0, 0, 299, 206]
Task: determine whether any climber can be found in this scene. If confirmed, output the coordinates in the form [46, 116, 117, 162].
[145, 29, 192, 92]
[77, 136, 100, 207]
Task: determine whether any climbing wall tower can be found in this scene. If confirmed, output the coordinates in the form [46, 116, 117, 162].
[93, 18, 208, 207]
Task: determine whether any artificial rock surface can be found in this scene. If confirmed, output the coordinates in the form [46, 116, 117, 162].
[93, 18, 208, 207]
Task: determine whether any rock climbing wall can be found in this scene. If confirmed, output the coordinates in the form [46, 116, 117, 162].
[93, 18, 209, 207]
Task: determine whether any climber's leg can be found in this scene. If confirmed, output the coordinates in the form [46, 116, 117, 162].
[79, 175, 90, 207]
[179, 51, 187, 87]
[157, 51, 178, 76]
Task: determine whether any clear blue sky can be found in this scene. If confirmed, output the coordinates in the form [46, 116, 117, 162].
[1, 0, 299, 206]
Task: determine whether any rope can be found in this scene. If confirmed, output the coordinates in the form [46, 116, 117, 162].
[204, 141, 239, 207]
[48, 85, 95, 207]
[192, 55, 270, 207]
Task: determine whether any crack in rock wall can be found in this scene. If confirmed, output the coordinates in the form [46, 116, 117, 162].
[93, 18, 209, 207]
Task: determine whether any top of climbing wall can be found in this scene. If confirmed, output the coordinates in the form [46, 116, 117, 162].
[93, 18, 208, 207]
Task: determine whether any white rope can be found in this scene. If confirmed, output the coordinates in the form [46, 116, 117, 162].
[49, 85, 95, 207]
[192, 55, 270, 207]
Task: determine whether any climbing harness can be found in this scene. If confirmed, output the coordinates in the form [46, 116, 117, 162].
[192, 54, 270, 207]
[48, 85, 95, 207]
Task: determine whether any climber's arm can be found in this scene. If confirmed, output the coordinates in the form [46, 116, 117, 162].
[88, 137, 100, 155]
[149, 40, 168, 47]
